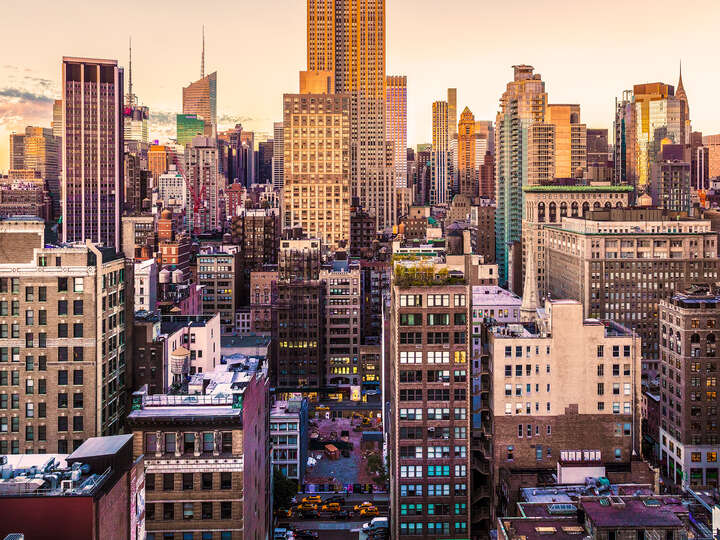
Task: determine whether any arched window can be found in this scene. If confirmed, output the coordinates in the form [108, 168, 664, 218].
[549, 202, 557, 222]
[560, 202, 568, 218]
[582, 202, 590, 216]
[691, 333, 700, 343]
[616, 201, 623, 208]
[538, 202, 545, 222]
[593, 201, 601, 209]
[707, 334, 716, 343]
[605, 201, 612, 208]
[571, 202, 579, 217]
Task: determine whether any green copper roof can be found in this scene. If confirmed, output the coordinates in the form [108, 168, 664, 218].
[522, 185, 634, 193]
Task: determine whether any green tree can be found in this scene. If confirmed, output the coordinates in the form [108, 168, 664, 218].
[273, 469, 298, 510]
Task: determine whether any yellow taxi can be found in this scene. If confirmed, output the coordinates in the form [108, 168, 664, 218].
[302, 495, 322, 504]
[353, 501, 374, 512]
[359, 506, 379, 517]
[321, 502, 342, 512]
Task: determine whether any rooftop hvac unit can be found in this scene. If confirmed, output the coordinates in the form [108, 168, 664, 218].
[60, 479, 73, 492]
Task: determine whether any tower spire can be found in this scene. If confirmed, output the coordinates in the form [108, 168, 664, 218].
[126, 36, 136, 106]
[201, 25, 205, 79]
[520, 234, 540, 322]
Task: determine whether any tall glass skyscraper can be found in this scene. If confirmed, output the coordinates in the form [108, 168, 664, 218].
[176, 114, 206, 146]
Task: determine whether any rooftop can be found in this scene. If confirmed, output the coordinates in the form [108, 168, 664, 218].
[582, 497, 686, 529]
[523, 184, 634, 193]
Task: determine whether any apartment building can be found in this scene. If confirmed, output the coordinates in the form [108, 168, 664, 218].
[486, 299, 643, 517]
[197, 250, 241, 335]
[0, 217, 132, 454]
[659, 287, 720, 488]
[320, 258, 361, 397]
[270, 397, 309, 485]
[390, 261, 471, 540]
[249, 270, 278, 336]
[545, 208, 719, 366]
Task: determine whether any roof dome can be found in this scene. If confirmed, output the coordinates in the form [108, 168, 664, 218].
[161, 209, 172, 219]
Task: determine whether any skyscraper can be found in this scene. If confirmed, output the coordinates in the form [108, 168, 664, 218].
[282, 92, 352, 250]
[457, 106, 477, 198]
[61, 57, 124, 248]
[386, 75, 407, 188]
[615, 81, 688, 190]
[176, 114, 206, 146]
[545, 104, 587, 179]
[182, 73, 217, 137]
[306, 0, 394, 231]
[272, 122, 284, 190]
[495, 65, 547, 284]
[447, 88, 458, 139]
[185, 135, 223, 233]
[9, 127, 61, 216]
[431, 100, 449, 204]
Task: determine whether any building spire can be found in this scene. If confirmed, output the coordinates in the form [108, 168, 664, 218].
[520, 235, 540, 321]
[201, 25, 205, 79]
[676, 60, 686, 98]
[126, 36, 136, 106]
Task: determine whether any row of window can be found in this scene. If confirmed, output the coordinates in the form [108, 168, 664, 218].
[399, 483, 467, 497]
[0, 437, 83, 454]
[398, 294, 466, 307]
[399, 427, 467, 440]
[399, 331, 466, 345]
[399, 313, 467, 326]
[0, 415, 84, 435]
[146, 472, 233, 491]
[400, 503, 466, 515]
[145, 432, 233, 455]
[399, 351, 466, 364]
[399, 445, 466, 459]
[1, 392, 83, 408]
[400, 389, 467, 401]
[146, 500, 233, 521]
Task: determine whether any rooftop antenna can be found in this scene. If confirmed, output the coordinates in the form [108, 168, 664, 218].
[126, 36, 136, 106]
[201, 25, 205, 79]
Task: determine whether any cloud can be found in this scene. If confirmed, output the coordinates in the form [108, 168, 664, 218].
[0, 88, 54, 104]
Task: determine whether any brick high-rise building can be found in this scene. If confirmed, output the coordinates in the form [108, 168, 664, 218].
[485, 300, 643, 519]
[196, 249, 241, 335]
[61, 57, 124, 248]
[545, 208, 719, 369]
[658, 287, 720, 488]
[230, 208, 280, 267]
[390, 261, 471, 540]
[0, 217, 132, 455]
[431, 100, 449, 205]
[127, 365, 270, 540]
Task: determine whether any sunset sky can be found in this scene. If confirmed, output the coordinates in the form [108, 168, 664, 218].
[1, 0, 719, 170]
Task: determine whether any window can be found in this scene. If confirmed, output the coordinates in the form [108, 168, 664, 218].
[73, 416, 83, 431]
[25, 286, 34, 301]
[200, 502, 213, 520]
[73, 300, 83, 315]
[165, 433, 176, 453]
[73, 370, 83, 385]
[163, 473, 174, 491]
[146, 503, 155, 520]
[58, 300, 68, 315]
[58, 277, 68, 292]
[220, 501, 232, 519]
[38, 287, 46, 301]
[73, 393, 83, 408]
[58, 393, 68, 408]
[58, 370, 68, 385]
[58, 323, 68, 338]
[25, 425, 35, 441]
[73, 278, 84, 293]
[221, 472, 231, 490]
[183, 473, 194, 490]
[183, 502, 194, 520]
[163, 503, 174, 520]
[202, 472, 213, 490]
[146, 473, 155, 491]
[73, 323, 83, 338]
[58, 416, 68, 431]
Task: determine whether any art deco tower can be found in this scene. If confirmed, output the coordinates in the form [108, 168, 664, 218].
[306, 0, 394, 231]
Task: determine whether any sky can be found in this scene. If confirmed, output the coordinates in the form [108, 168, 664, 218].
[1, 0, 719, 171]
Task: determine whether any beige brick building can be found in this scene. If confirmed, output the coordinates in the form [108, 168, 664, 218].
[0, 217, 132, 454]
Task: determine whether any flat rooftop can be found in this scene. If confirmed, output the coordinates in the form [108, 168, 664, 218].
[582, 497, 686, 528]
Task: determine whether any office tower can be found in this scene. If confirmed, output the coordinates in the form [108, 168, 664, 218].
[182, 32, 217, 138]
[176, 114, 206, 146]
[52, 99, 63, 139]
[127, 366, 270, 540]
[447, 88, 458, 139]
[390, 260, 471, 540]
[695, 146, 710, 191]
[61, 57, 123, 249]
[587, 128, 613, 182]
[521, 183, 632, 301]
[272, 122, 284, 190]
[185, 135, 223, 233]
[479, 151, 495, 200]
[615, 81, 688, 190]
[545, 104, 587, 179]
[240, 130, 256, 185]
[230, 208, 280, 267]
[0, 218, 132, 454]
[485, 299, 642, 517]
[545, 207, 719, 365]
[258, 140, 273, 183]
[307, 0, 393, 231]
[148, 144, 171, 181]
[386, 75, 408, 188]
[658, 287, 720, 488]
[649, 144, 691, 212]
[495, 65, 548, 285]
[282, 93, 351, 250]
[9, 127, 61, 217]
[703, 134, 720, 178]
[432, 100, 449, 204]
[457, 107, 478, 198]
[320, 258, 361, 397]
